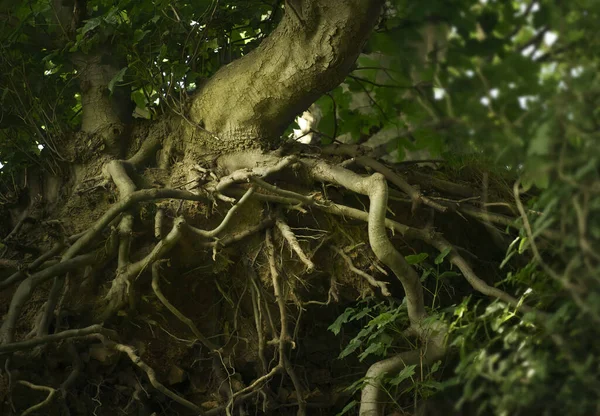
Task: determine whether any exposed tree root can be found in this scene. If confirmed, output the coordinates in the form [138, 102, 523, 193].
[0, 324, 109, 354]
[332, 246, 390, 296]
[276, 215, 315, 272]
[17, 380, 57, 416]
[96, 334, 205, 415]
[151, 262, 218, 352]
[0, 145, 547, 416]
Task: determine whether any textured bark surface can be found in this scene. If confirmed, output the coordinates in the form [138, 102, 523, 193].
[189, 0, 384, 151]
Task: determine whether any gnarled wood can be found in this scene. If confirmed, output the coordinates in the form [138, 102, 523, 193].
[189, 0, 384, 150]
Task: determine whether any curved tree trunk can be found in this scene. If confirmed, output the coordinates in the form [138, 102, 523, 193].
[189, 0, 384, 150]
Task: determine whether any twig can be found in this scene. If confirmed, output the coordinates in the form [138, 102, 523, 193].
[154, 208, 165, 239]
[514, 181, 600, 323]
[63, 188, 209, 262]
[250, 177, 314, 205]
[101, 217, 187, 320]
[216, 156, 297, 192]
[201, 217, 275, 248]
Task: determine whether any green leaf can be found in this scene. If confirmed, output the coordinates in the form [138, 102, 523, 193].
[108, 67, 128, 93]
[133, 29, 150, 44]
[406, 253, 429, 265]
[434, 248, 452, 265]
[131, 89, 147, 109]
[368, 311, 397, 329]
[328, 308, 354, 335]
[339, 338, 362, 359]
[81, 18, 102, 35]
[528, 122, 552, 156]
[388, 364, 416, 386]
[336, 400, 358, 416]
[358, 341, 387, 362]
[438, 271, 460, 279]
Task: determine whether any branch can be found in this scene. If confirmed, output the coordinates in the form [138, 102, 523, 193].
[101, 217, 187, 319]
[63, 188, 209, 261]
[359, 325, 446, 416]
[264, 229, 306, 415]
[216, 156, 297, 192]
[354, 156, 448, 213]
[201, 217, 275, 248]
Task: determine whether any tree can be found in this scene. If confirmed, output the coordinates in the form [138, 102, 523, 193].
[1, 0, 599, 415]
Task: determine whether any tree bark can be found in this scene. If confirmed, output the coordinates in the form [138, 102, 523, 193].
[189, 0, 384, 151]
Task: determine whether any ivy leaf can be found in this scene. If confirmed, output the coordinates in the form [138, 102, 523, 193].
[336, 400, 358, 416]
[81, 17, 102, 35]
[388, 364, 416, 386]
[434, 247, 452, 265]
[328, 307, 354, 335]
[133, 29, 150, 44]
[358, 342, 386, 361]
[132, 89, 147, 109]
[406, 253, 428, 265]
[108, 67, 128, 93]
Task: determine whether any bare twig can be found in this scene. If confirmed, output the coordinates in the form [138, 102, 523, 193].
[250, 177, 314, 205]
[154, 208, 165, 239]
[101, 217, 187, 320]
[201, 217, 275, 248]
[354, 156, 448, 214]
[63, 188, 209, 262]
[304, 159, 426, 325]
[216, 155, 297, 192]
